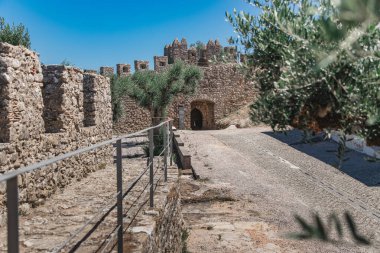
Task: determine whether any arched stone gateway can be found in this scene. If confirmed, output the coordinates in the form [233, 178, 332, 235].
[191, 108, 203, 130]
[190, 100, 215, 130]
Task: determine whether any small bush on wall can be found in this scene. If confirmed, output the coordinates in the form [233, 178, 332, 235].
[0, 17, 31, 48]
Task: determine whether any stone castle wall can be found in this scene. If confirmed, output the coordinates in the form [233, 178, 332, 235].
[95, 37, 255, 134]
[170, 63, 255, 130]
[0, 43, 113, 211]
[113, 63, 256, 133]
[113, 97, 151, 134]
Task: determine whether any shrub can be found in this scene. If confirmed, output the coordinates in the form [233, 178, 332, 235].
[0, 17, 31, 48]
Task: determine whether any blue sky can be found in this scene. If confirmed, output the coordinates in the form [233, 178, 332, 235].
[0, 0, 257, 71]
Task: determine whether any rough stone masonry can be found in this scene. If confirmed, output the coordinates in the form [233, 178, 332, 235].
[112, 38, 256, 134]
[0, 42, 113, 225]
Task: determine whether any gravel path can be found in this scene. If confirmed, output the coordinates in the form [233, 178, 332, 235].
[180, 127, 380, 252]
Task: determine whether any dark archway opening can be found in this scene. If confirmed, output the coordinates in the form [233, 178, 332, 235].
[191, 108, 203, 130]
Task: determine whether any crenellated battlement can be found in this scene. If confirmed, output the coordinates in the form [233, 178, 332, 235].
[154, 56, 169, 71]
[164, 38, 236, 66]
[99, 66, 114, 76]
[42, 65, 85, 133]
[134, 60, 150, 71]
[99, 38, 238, 78]
[0, 42, 112, 207]
[117, 63, 131, 77]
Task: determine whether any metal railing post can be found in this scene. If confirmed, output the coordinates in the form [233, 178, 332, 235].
[116, 139, 123, 253]
[149, 129, 154, 207]
[164, 122, 168, 182]
[7, 176, 19, 253]
[169, 121, 173, 166]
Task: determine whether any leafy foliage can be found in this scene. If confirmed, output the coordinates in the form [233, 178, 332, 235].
[114, 60, 203, 123]
[0, 17, 31, 48]
[227, 0, 380, 145]
[291, 212, 370, 245]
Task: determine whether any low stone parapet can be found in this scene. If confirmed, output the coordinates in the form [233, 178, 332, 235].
[174, 137, 184, 147]
[177, 146, 192, 170]
[122, 165, 183, 253]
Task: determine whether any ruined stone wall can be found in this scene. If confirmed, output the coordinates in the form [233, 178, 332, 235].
[114, 63, 256, 133]
[42, 65, 84, 133]
[0, 43, 113, 211]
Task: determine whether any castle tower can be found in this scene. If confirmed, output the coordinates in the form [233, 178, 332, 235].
[116, 64, 131, 77]
[134, 60, 149, 71]
[169, 38, 182, 64]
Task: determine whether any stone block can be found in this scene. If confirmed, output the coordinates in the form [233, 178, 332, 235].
[134, 60, 149, 71]
[154, 56, 168, 72]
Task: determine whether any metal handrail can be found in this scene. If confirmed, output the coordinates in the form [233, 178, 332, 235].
[2, 119, 174, 253]
[0, 120, 170, 182]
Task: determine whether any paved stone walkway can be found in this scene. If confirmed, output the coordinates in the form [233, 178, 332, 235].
[0, 151, 164, 252]
[180, 127, 380, 252]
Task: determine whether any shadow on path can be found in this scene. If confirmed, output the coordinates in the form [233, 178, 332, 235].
[263, 130, 380, 187]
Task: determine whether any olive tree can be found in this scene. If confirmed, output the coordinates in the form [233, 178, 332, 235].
[227, 0, 379, 243]
[227, 0, 380, 147]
